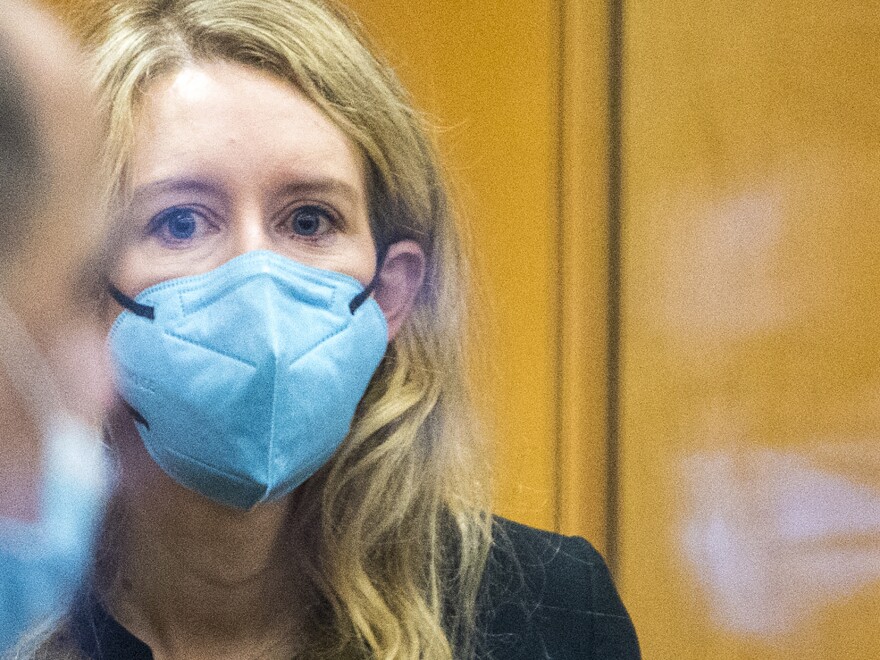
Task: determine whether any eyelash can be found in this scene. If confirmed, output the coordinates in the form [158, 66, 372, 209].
[143, 203, 341, 247]
[146, 206, 214, 247]
[281, 204, 340, 241]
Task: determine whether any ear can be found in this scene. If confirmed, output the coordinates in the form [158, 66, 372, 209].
[372, 239, 426, 340]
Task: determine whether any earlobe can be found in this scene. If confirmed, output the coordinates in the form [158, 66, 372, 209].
[372, 240, 426, 340]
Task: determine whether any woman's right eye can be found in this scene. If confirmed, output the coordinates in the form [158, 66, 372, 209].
[147, 207, 211, 246]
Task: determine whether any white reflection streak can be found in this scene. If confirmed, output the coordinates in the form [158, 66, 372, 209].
[679, 448, 880, 636]
[663, 189, 791, 341]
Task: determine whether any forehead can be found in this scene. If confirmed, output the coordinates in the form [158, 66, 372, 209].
[129, 60, 365, 192]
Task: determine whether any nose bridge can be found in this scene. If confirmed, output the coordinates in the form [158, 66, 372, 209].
[230, 203, 271, 256]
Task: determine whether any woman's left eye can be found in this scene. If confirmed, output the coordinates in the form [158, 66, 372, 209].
[146, 206, 213, 247]
[286, 206, 334, 238]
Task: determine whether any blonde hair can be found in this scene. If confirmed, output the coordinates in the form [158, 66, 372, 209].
[46, 0, 491, 657]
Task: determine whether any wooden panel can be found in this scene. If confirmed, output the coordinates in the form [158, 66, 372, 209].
[557, 0, 612, 548]
[344, 0, 609, 535]
[338, 0, 559, 530]
[621, 1, 880, 657]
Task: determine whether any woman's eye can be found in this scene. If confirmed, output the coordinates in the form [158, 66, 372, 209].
[287, 206, 333, 238]
[147, 207, 205, 244]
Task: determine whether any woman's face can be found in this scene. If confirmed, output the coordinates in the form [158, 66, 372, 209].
[110, 60, 377, 297]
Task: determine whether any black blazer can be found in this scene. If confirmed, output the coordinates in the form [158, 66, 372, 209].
[479, 518, 640, 659]
[66, 518, 639, 659]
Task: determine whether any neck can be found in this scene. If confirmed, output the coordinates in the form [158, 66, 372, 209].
[104, 409, 302, 659]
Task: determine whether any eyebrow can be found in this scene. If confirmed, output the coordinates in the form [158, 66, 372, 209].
[273, 178, 363, 208]
[129, 178, 223, 205]
[128, 176, 363, 208]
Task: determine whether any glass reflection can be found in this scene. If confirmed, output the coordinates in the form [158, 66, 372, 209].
[678, 442, 880, 636]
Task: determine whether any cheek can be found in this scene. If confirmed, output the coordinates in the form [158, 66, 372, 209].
[332, 235, 379, 287]
[108, 249, 162, 298]
[102, 250, 176, 332]
[279, 235, 377, 287]
[109, 247, 216, 298]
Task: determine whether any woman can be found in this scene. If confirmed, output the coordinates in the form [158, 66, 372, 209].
[13, 0, 639, 658]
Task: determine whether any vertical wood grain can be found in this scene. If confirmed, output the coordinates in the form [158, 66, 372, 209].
[620, 1, 880, 657]
[557, 0, 613, 552]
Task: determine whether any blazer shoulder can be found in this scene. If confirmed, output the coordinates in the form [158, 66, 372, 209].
[489, 517, 630, 618]
[478, 516, 640, 659]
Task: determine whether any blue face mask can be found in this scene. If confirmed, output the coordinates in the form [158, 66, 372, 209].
[0, 297, 109, 651]
[108, 250, 388, 510]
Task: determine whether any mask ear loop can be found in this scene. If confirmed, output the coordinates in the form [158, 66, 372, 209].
[349, 244, 388, 314]
[105, 284, 154, 429]
[107, 284, 155, 320]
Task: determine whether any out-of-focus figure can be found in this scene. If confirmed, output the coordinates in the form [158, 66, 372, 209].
[0, 0, 111, 649]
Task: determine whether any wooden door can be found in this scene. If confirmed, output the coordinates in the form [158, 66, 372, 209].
[620, 1, 880, 657]
[345, 0, 612, 543]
